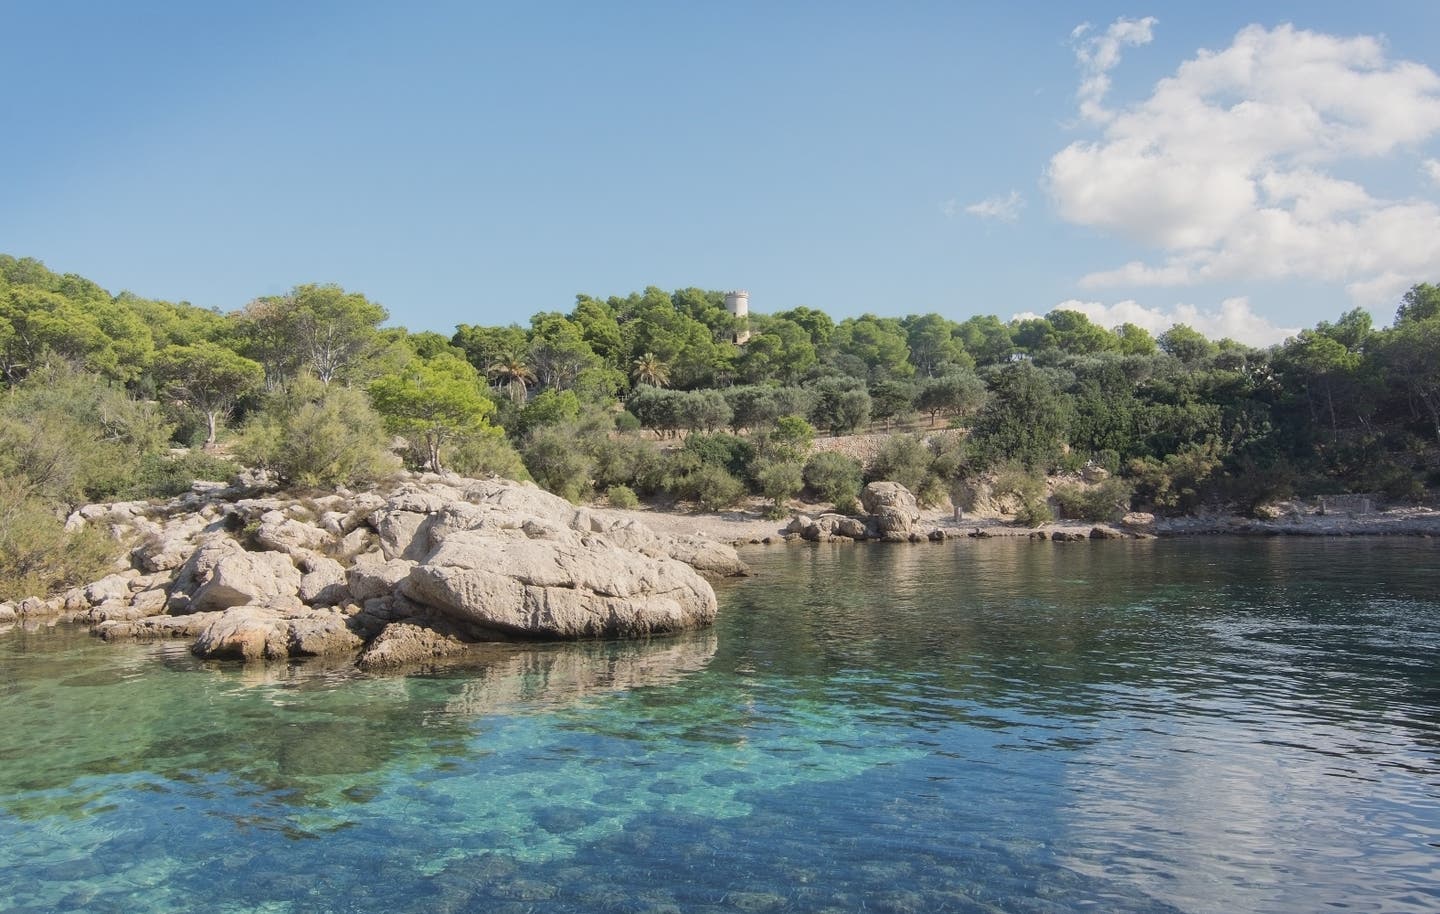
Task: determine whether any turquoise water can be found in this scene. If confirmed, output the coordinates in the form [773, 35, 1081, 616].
[3, 537, 1439, 913]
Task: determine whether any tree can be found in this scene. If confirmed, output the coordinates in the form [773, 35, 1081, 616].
[869, 379, 916, 430]
[955, 315, 1015, 365]
[1397, 283, 1440, 325]
[1115, 323, 1158, 356]
[486, 349, 537, 403]
[1380, 318, 1440, 442]
[236, 284, 388, 386]
[631, 352, 671, 388]
[1158, 324, 1218, 365]
[916, 370, 986, 427]
[529, 313, 602, 391]
[368, 354, 495, 472]
[809, 378, 872, 436]
[831, 315, 913, 381]
[971, 362, 1070, 470]
[453, 323, 528, 374]
[154, 342, 264, 447]
[904, 314, 967, 377]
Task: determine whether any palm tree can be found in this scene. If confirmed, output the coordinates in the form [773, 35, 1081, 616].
[486, 350, 536, 403]
[631, 352, 671, 388]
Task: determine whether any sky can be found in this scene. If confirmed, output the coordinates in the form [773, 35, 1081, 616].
[5, 1, 1440, 346]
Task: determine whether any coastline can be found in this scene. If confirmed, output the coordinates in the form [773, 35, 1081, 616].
[604, 498, 1440, 547]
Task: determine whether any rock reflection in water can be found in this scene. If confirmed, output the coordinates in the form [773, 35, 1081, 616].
[442, 629, 718, 717]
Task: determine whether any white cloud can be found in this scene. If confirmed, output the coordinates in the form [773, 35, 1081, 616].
[1071, 16, 1157, 123]
[1425, 158, 1440, 185]
[963, 190, 1025, 222]
[1017, 296, 1299, 347]
[1049, 22, 1440, 308]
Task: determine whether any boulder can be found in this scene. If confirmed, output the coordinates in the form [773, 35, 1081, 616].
[355, 615, 478, 671]
[800, 513, 870, 542]
[255, 515, 332, 556]
[0, 602, 15, 623]
[861, 482, 921, 535]
[189, 549, 303, 612]
[1120, 512, 1157, 534]
[1089, 526, 1125, 540]
[346, 553, 416, 603]
[97, 611, 225, 642]
[659, 536, 751, 576]
[334, 527, 375, 560]
[298, 554, 350, 606]
[372, 510, 439, 561]
[190, 605, 364, 661]
[400, 527, 716, 639]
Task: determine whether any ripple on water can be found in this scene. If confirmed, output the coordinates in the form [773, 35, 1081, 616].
[2, 538, 1439, 913]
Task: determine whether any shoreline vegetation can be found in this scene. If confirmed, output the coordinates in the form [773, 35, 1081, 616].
[1, 252, 1437, 628]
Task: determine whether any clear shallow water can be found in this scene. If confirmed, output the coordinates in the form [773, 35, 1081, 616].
[3, 538, 1439, 914]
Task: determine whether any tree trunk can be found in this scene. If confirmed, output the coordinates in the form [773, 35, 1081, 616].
[204, 411, 219, 448]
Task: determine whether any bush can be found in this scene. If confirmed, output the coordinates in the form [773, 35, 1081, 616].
[754, 458, 804, 518]
[804, 452, 863, 510]
[1052, 477, 1133, 522]
[589, 435, 663, 491]
[0, 365, 173, 506]
[678, 464, 745, 512]
[681, 433, 756, 482]
[447, 429, 531, 482]
[0, 482, 115, 601]
[869, 435, 930, 492]
[126, 450, 240, 499]
[605, 484, 640, 509]
[236, 378, 397, 488]
[521, 427, 595, 502]
[992, 465, 1052, 527]
[753, 415, 814, 463]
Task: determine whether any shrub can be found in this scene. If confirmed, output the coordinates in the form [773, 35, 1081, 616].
[589, 435, 662, 491]
[681, 433, 755, 482]
[0, 482, 115, 601]
[236, 377, 397, 488]
[869, 435, 930, 492]
[521, 427, 595, 502]
[127, 450, 240, 499]
[605, 484, 640, 509]
[447, 429, 531, 482]
[1052, 478, 1133, 522]
[803, 451, 863, 510]
[754, 458, 804, 518]
[992, 465, 1052, 527]
[678, 464, 745, 511]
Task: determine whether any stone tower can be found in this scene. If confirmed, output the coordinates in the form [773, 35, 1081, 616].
[724, 290, 751, 344]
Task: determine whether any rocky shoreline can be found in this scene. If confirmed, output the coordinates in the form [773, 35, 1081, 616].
[0, 473, 749, 669]
[2, 475, 1435, 671]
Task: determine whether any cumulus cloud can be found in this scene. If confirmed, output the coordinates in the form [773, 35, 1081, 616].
[963, 190, 1025, 222]
[1425, 158, 1440, 185]
[1049, 21, 1440, 308]
[1071, 17, 1158, 123]
[1015, 297, 1300, 347]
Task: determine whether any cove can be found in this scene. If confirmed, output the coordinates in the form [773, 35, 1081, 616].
[2, 537, 1439, 913]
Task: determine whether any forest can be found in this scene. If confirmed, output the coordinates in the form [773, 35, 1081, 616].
[2, 252, 1438, 598]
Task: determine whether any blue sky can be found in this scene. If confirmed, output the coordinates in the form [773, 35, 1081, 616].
[5, 2, 1440, 344]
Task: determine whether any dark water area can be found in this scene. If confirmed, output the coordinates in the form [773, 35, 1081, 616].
[2, 538, 1439, 913]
